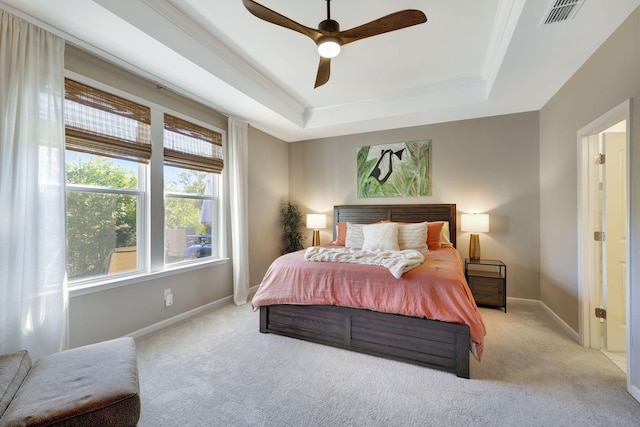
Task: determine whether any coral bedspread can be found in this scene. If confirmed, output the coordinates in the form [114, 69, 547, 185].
[252, 245, 486, 360]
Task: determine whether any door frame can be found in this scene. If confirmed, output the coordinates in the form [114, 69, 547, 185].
[577, 99, 631, 373]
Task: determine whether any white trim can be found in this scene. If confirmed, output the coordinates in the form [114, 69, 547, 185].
[69, 258, 229, 297]
[539, 300, 581, 343]
[507, 297, 581, 343]
[631, 384, 640, 403]
[126, 294, 234, 340]
[506, 296, 539, 306]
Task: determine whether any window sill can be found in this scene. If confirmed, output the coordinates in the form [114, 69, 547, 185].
[69, 257, 229, 298]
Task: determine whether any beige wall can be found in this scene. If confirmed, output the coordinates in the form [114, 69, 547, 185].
[69, 267, 232, 348]
[539, 9, 640, 330]
[289, 112, 541, 300]
[247, 126, 289, 287]
[66, 46, 234, 348]
[539, 8, 640, 391]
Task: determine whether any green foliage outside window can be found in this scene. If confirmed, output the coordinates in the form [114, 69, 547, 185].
[66, 157, 214, 279]
[164, 169, 209, 235]
[65, 157, 137, 279]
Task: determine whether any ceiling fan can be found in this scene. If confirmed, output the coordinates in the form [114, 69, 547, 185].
[242, 0, 427, 88]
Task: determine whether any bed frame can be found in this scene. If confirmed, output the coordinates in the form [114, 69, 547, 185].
[259, 204, 471, 378]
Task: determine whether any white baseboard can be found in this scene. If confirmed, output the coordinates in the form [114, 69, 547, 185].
[126, 294, 234, 340]
[506, 296, 539, 306]
[127, 285, 261, 340]
[630, 384, 640, 403]
[538, 300, 581, 343]
[507, 297, 581, 343]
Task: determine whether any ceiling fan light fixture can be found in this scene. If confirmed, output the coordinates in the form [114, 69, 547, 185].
[317, 37, 341, 58]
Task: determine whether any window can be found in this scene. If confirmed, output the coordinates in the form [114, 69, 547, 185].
[66, 152, 143, 280]
[163, 114, 223, 264]
[64, 79, 225, 286]
[64, 79, 149, 282]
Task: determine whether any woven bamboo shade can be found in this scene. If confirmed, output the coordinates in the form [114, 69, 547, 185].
[163, 114, 223, 174]
[64, 78, 152, 162]
[64, 79, 151, 163]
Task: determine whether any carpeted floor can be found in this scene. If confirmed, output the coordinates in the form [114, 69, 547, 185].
[134, 301, 640, 426]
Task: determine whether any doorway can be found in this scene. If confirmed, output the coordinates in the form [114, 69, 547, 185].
[578, 100, 630, 376]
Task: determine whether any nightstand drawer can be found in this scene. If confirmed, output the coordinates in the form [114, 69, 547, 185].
[467, 276, 504, 306]
[464, 258, 507, 311]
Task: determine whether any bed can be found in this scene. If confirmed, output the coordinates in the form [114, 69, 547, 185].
[251, 204, 485, 378]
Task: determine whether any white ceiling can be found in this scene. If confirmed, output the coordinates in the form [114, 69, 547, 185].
[2, 0, 639, 142]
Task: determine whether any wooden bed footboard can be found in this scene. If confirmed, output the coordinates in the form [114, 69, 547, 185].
[260, 304, 471, 378]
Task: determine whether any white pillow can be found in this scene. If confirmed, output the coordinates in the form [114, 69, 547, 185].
[362, 223, 400, 251]
[440, 221, 453, 247]
[345, 223, 365, 248]
[398, 222, 428, 251]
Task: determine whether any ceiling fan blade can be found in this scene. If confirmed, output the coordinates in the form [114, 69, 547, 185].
[242, 0, 323, 42]
[314, 56, 331, 88]
[339, 10, 427, 45]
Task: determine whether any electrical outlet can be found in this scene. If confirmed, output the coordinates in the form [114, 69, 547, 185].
[164, 288, 173, 307]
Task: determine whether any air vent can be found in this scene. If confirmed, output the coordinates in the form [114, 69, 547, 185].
[543, 0, 584, 24]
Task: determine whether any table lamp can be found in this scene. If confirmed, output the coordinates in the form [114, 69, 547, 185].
[306, 214, 327, 246]
[460, 213, 489, 261]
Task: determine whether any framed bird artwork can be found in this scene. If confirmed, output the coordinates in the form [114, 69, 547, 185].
[357, 140, 431, 198]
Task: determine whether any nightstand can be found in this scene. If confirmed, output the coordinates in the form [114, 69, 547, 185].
[464, 258, 507, 312]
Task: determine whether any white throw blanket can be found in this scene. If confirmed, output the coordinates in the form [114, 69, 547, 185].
[304, 246, 425, 279]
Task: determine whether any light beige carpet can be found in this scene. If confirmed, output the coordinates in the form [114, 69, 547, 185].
[135, 301, 640, 426]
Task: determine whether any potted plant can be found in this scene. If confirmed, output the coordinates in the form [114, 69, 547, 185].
[281, 201, 305, 254]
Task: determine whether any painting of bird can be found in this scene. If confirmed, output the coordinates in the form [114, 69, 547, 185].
[357, 140, 431, 198]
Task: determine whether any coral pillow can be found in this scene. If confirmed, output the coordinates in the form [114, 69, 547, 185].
[427, 221, 445, 250]
[335, 222, 347, 245]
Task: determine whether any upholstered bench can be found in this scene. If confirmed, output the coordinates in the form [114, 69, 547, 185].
[0, 337, 140, 427]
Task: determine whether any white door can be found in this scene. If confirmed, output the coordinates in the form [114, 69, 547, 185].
[587, 132, 602, 349]
[578, 100, 635, 403]
[584, 123, 627, 355]
[603, 131, 627, 352]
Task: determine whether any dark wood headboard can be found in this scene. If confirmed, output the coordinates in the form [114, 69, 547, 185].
[333, 204, 457, 248]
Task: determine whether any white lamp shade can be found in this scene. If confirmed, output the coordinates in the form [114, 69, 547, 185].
[306, 214, 327, 229]
[461, 213, 489, 233]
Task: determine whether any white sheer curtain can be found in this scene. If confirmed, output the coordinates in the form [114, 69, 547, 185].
[228, 117, 250, 305]
[0, 11, 68, 359]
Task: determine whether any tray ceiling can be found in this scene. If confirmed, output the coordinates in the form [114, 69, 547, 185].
[1, 0, 638, 141]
